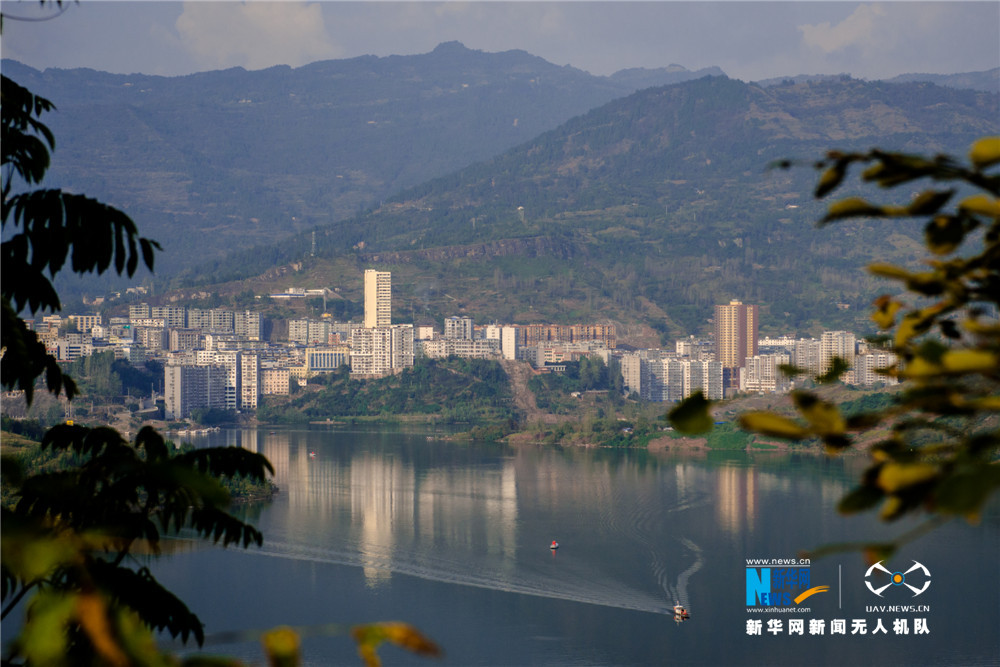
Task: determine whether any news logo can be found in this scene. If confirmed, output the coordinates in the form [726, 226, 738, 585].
[865, 560, 931, 598]
[746, 562, 829, 607]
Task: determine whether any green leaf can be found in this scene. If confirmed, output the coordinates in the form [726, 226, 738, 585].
[816, 356, 851, 384]
[933, 464, 1000, 521]
[924, 215, 970, 255]
[21, 591, 76, 665]
[837, 485, 884, 515]
[667, 391, 713, 434]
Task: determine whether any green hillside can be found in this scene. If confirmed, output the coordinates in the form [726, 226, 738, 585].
[189, 76, 998, 341]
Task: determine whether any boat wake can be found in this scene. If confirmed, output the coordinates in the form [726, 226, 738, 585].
[248, 539, 672, 616]
[667, 537, 703, 610]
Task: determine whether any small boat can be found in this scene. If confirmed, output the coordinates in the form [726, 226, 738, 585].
[550, 540, 559, 550]
[673, 603, 690, 620]
[309, 451, 317, 459]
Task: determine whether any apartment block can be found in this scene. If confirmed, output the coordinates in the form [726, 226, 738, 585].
[517, 323, 616, 349]
[500, 327, 518, 361]
[151, 305, 186, 328]
[68, 314, 102, 333]
[164, 364, 228, 419]
[134, 326, 167, 351]
[350, 325, 413, 377]
[854, 352, 899, 387]
[444, 316, 474, 340]
[235, 311, 262, 341]
[288, 318, 331, 345]
[169, 328, 203, 352]
[741, 353, 792, 394]
[821, 330, 856, 379]
[416, 338, 500, 360]
[261, 367, 291, 395]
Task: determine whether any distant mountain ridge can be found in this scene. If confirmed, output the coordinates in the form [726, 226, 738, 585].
[1, 42, 720, 279]
[756, 68, 999, 93]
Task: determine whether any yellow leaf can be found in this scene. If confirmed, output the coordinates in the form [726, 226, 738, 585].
[798, 400, 845, 436]
[967, 396, 1000, 411]
[351, 623, 441, 667]
[868, 263, 911, 281]
[940, 350, 999, 374]
[879, 495, 904, 521]
[262, 626, 301, 667]
[968, 136, 1000, 170]
[894, 316, 922, 349]
[739, 412, 810, 439]
[964, 319, 1000, 336]
[380, 622, 442, 658]
[958, 194, 1000, 218]
[824, 197, 884, 222]
[871, 298, 902, 330]
[877, 463, 938, 493]
[901, 357, 939, 378]
[815, 164, 845, 198]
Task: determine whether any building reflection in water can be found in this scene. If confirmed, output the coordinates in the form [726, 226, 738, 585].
[209, 431, 851, 593]
[716, 465, 756, 535]
[218, 432, 519, 589]
[352, 452, 415, 586]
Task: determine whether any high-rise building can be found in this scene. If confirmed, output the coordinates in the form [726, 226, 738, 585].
[714, 300, 759, 369]
[444, 316, 474, 340]
[363, 270, 392, 328]
[239, 353, 260, 410]
[164, 364, 228, 419]
[820, 330, 856, 378]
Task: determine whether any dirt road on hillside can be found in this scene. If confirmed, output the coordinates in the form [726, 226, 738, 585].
[500, 359, 569, 426]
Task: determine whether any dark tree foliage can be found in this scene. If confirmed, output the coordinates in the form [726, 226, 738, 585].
[1, 66, 439, 665]
[0, 74, 275, 664]
[1, 75, 160, 404]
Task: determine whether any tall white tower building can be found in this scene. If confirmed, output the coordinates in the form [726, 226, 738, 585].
[364, 270, 392, 328]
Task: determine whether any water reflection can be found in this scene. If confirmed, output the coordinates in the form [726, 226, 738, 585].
[161, 429, 999, 666]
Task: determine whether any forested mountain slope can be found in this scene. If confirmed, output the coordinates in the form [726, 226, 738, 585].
[198, 76, 997, 340]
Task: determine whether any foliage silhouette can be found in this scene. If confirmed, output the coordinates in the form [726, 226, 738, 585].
[670, 136, 1000, 559]
[1, 64, 440, 665]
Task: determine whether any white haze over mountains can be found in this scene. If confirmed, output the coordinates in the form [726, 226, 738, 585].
[2, 2, 998, 82]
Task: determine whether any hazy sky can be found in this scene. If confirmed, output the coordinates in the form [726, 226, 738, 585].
[2, 2, 998, 82]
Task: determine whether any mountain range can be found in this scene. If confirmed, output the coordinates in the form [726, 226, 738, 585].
[4, 44, 998, 343]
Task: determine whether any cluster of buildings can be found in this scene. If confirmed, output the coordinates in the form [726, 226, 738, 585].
[28, 271, 900, 421]
[617, 301, 898, 401]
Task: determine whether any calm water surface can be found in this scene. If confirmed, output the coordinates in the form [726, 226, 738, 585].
[154, 428, 1000, 666]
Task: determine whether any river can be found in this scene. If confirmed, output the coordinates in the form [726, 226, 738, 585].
[153, 427, 1000, 666]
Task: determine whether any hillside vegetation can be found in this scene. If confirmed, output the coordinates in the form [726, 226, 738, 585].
[196, 76, 998, 339]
